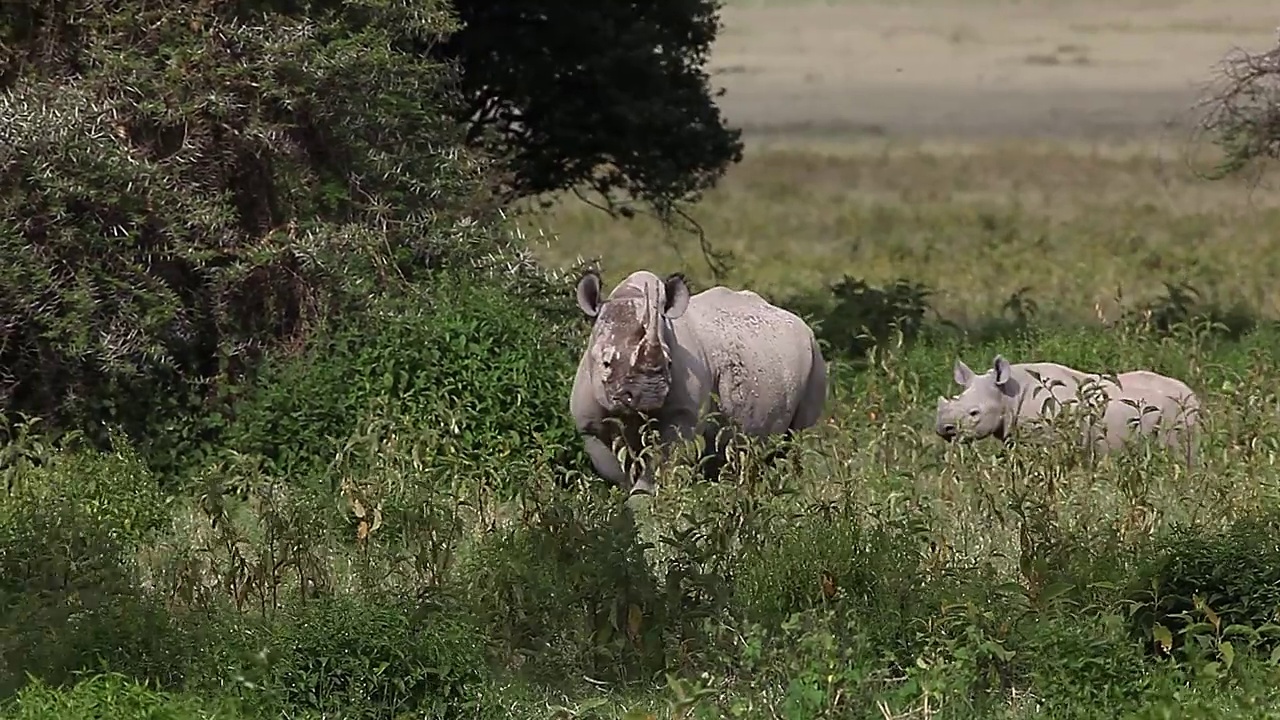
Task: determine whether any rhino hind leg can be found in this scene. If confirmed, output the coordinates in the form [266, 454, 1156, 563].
[1178, 403, 1201, 469]
[1184, 431, 1199, 469]
[790, 344, 829, 433]
[695, 420, 748, 483]
[697, 426, 797, 482]
[767, 348, 828, 475]
[1162, 423, 1199, 470]
[697, 445, 729, 483]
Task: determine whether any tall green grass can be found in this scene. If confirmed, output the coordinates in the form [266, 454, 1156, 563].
[7, 310, 1280, 718]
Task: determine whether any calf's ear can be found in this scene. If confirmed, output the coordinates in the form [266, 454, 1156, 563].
[953, 358, 975, 387]
[992, 355, 1012, 387]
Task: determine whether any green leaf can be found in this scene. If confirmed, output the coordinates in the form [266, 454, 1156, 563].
[1038, 581, 1075, 606]
[1219, 640, 1235, 671]
[1152, 623, 1173, 652]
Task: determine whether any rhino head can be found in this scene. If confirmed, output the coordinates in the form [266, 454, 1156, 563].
[576, 269, 691, 415]
[935, 354, 1016, 442]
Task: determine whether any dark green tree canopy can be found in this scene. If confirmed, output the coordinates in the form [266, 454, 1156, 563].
[437, 0, 745, 212]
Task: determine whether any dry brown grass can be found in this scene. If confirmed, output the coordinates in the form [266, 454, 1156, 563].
[522, 138, 1280, 327]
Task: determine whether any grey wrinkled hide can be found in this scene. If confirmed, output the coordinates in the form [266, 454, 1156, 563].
[570, 269, 829, 495]
[934, 354, 1201, 465]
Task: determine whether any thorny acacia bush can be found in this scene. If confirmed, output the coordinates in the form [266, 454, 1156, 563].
[8, 299, 1280, 717]
[0, 0, 535, 475]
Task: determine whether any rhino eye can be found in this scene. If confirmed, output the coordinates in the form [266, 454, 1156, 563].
[968, 408, 980, 417]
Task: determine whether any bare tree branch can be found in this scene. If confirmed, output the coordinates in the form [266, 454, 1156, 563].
[1195, 35, 1280, 181]
[568, 185, 735, 282]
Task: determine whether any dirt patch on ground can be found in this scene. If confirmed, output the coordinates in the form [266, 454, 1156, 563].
[711, 0, 1279, 141]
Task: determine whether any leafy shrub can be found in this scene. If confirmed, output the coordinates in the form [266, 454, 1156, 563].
[778, 276, 934, 364]
[1017, 612, 1153, 716]
[0, 437, 178, 695]
[1123, 281, 1257, 341]
[0, 673, 244, 720]
[460, 491, 664, 683]
[715, 609, 885, 718]
[1127, 508, 1280, 657]
[733, 508, 928, 634]
[218, 269, 582, 491]
[250, 595, 494, 720]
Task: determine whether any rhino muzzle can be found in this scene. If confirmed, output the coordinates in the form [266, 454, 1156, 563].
[605, 334, 671, 413]
[611, 377, 669, 414]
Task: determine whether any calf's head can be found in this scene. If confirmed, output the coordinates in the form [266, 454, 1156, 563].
[935, 355, 1017, 442]
[576, 269, 691, 415]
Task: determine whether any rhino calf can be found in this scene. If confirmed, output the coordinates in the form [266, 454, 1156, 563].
[569, 269, 829, 495]
[934, 354, 1201, 465]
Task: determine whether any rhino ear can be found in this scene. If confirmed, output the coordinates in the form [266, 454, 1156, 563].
[953, 358, 974, 387]
[992, 355, 1012, 387]
[576, 271, 602, 318]
[663, 273, 691, 319]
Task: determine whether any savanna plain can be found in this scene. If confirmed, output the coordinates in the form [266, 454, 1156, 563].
[10, 0, 1280, 718]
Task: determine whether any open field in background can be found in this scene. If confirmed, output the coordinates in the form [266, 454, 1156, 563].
[711, 0, 1277, 141]
[528, 0, 1280, 328]
[527, 141, 1280, 327]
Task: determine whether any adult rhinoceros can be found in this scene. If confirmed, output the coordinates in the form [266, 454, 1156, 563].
[569, 269, 828, 495]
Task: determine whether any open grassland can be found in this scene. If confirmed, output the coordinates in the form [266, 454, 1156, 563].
[527, 138, 1280, 327]
[14, 280, 1280, 719]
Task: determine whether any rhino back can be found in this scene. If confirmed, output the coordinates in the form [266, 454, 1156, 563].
[1111, 371, 1200, 422]
[1113, 370, 1197, 399]
[675, 287, 818, 434]
[1010, 362, 1095, 420]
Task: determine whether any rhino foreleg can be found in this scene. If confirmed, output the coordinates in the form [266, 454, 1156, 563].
[763, 429, 797, 468]
[627, 414, 701, 496]
[696, 420, 738, 483]
[583, 434, 630, 492]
